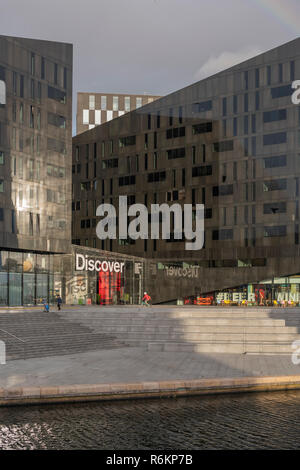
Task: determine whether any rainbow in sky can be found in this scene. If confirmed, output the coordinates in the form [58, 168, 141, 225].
[253, 0, 300, 35]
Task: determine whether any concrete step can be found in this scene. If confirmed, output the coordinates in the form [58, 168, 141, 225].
[69, 318, 288, 327]
[146, 341, 297, 354]
[83, 331, 300, 342]
[90, 325, 299, 334]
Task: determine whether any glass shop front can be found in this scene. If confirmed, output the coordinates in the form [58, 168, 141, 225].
[184, 275, 300, 306]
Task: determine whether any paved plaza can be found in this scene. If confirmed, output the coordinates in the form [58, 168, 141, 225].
[0, 306, 299, 390]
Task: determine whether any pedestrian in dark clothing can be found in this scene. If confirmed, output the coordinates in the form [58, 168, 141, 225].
[57, 296, 62, 311]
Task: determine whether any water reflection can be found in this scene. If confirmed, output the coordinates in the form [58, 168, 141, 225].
[0, 391, 299, 449]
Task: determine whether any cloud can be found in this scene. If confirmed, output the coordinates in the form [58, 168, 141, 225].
[194, 47, 263, 81]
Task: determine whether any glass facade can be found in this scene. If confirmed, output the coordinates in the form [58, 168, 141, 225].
[0, 250, 60, 306]
[184, 275, 300, 307]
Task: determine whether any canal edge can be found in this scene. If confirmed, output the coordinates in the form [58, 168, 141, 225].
[1, 375, 300, 406]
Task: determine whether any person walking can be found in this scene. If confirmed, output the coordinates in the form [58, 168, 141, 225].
[57, 295, 62, 311]
[142, 292, 151, 306]
[42, 299, 49, 313]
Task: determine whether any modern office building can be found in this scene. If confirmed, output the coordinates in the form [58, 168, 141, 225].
[0, 35, 73, 305]
[72, 37, 300, 304]
[76, 92, 161, 135]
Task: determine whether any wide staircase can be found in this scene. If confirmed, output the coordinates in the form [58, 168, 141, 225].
[60, 306, 300, 355]
[0, 310, 129, 361]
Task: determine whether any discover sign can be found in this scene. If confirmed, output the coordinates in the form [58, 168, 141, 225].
[75, 253, 125, 273]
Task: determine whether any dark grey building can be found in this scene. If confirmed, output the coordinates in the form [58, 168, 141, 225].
[0, 35, 72, 305]
[72, 37, 300, 304]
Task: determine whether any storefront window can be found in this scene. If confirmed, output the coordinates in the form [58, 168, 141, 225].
[36, 254, 48, 273]
[0, 272, 8, 305]
[23, 273, 35, 305]
[23, 253, 35, 273]
[8, 252, 23, 272]
[9, 273, 22, 306]
[0, 251, 9, 271]
[36, 274, 48, 302]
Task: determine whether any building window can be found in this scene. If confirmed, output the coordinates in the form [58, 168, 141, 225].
[263, 132, 286, 146]
[244, 115, 248, 135]
[54, 63, 58, 85]
[212, 184, 233, 197]
[20, 75, 24, 98]
[48, 86, 66, 104]
[291, 61, 295, 81]
[271, 85, 291, 99]
[244, 71, 248, 90]
[12, 71, 17, 96]
[263, 155, 286, 168]
[213, 140, 234, 152]
[278, 63, 283, 83]
[63, 67, 67, 89]
[0, 180, 4, 192]
[89, 95, 95, 110]
[255, 68, 259, 88]
[263, 179, 287, 191]
[255, 91, 260, 110]
[156, 111, 160, 128]
[222, 97, 227, 116]
[264, 225, 286, 237]
[31, 79, 35, 100]
[212, 229, 233, 241]
[136, 97, 142, 108]
[244, 94, 248, 113]
[233, 117, 237, 136]
[192, 146, 196, 165]
[167, 148, 185, 160]
[233, 95, 238, 114]
[101, 95, 107, 110]
[113, 96, 118, 111]
[263, 202, 286, 214]
[41, 57, 45, 79]
[267, 65, 271, 85]
[31, 53, 35, 75]
[192, 165, 212, 177]
[192, 122, 212, 135]
[124, 96, 130, 112]
[169, 108, 173, 126]
[192, 100, 212, 113]
[179, 106, 183, 123]
[263, 109, 286, 123]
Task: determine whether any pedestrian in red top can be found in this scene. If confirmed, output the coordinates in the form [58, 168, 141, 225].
[142, 292, 151, 306]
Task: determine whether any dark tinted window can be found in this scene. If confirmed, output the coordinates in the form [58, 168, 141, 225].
[192, 122, 212, 134]
[263, 179, 287, 191]
[263, 109, 286, 123]
[212, 229, 233, 240]
[263, 155, 286, 168]
[167, 148, 185, 159]
[192, 100, 212, 113]
[271, 85, 291, 98]
[212, 184, 233, 196]
[264, 225, 286, 237]
[213, 140, 234, 152]
[192, 165, 212, 177]
[263, 132, 286, 146]
[263, 202, 286, 214]
[48, 86, 66, 104]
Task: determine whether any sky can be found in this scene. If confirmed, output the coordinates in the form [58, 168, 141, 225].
[0, 0, 299, 135]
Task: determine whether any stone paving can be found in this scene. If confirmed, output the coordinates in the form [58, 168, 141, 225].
[0, 306, 299, 390]
[0, 347, 299, 389]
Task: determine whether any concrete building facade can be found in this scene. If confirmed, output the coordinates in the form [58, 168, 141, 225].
[72, 38, 300, 304]
[76, 92, 161, 135]
[0, 35, 73, 305]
